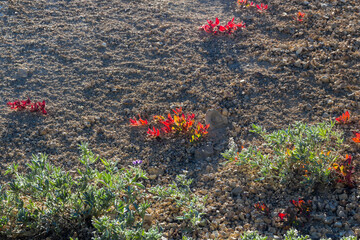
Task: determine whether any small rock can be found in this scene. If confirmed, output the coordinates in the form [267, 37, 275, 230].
[148, 167, 163, 176]
[231, 187, 242, 197]
[339, 193, 348, 201]
[16, 68, 28, 79]
[320, 74, 330, 83]
[222, 108, 229, 116]
[205, 109, 228, 129]
[334, 222, 343, 228]
[296, 47, 305, 55]
[305, 103, 312, 111]
[148, 175, 157, 180]
[294, 60, 302, 68]
[195, 144, 214, 160]
[324, 216, 334, 225]
[311, 232, 321, 239]
[327, 99, 334, 105]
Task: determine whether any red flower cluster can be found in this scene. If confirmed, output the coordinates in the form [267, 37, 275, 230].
[7, 97, 47, 115]
[331, 154, 355, 187]
[278, 198, 312, 226]
[200, 17, 246, 35]
[335, 111, 350, 124]
[238, 0, 255, 7]
[254, 202, 270, 215]
[130, 108, 210, 142]
[256, 3, 268, 13]
[352, 131, 360, 143]
[130, 115, 148, 126]
[150, 108, 196, 138]
[295, 11, 306, 22]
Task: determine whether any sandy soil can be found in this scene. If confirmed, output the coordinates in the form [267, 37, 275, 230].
[0, 0, 360, 239]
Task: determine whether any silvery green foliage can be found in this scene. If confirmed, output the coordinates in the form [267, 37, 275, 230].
[149, 174, 207, 229]
[240, 231, 268, 240]
[283, 228, 310, 240]
[0, 143, 159, 239]
[221, 137, 238, 161]
[222, 121, 344, 187]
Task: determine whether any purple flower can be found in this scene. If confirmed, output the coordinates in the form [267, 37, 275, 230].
[132, 160, 143, 166]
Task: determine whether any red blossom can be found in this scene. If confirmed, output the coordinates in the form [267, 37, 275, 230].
[335, 111, 350, 124]
[147, 127, 160, 138]
[278, 212, 287, 221]
[7, 97, 47, 115]
[200, 18, 245, 35]
[294, 11, 306, 22]
[256, 3, 268, 13]
[130, 115, 148, 126]
[352, 131, 360, 143]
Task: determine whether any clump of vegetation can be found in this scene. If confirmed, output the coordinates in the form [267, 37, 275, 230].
[130, 108, 209, 143]
[222, 121, 344, 188]
[0, 143, 159, 239]
[240, 228, 357, 240]
[149, 174, 207, 230]
[7, 97, 47, 115]
[0, 143, 207, 239]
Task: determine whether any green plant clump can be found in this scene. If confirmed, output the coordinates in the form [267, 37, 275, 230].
[240, 228, 356, 240]
[222, 121, 343, 187]
[149, 174, 207, 230]
[0, 143, 160, 240]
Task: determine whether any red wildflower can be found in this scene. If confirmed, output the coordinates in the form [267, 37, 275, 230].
[147, 127, 160, 138]
[295, 11, 306, 22]
[200, 18, 220, 34]
[352, 132, 360, 143]
[256, 3, 268, 13]
[130, 115, 148, 126]
[335, 111, 350, 124]
[278, 212, 287, 221]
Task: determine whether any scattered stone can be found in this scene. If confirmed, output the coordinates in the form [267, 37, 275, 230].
[195, 144, 214, 160]
[296, 47, 305, 55]
[324, 216, 334, 225]
[311, 232, 321, 239]
[205, 109, 228, 130]
[322, 112, 329, 118]
[339, 193, 348, 201]
[231, 187, 242, 197]
[148, 167, 163, 176]
[334, 222, 343, 228]
[16, 68, 29, 79]
[294, 60, 302, 68]
[320, 74, 330, 83]
[148, 175, 157, 180]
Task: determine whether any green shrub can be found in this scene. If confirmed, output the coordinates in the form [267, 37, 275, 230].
[223, 121, 343, 187]
[149, 174, 207, 230]
[0, 143, 160, 239]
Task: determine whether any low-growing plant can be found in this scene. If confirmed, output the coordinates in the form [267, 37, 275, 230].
[335, 111, 350, 124]
[130, 108, 209, 143]
[130, 115, 148, 126]
[254, 202, 270, 216]
[278, 199, 312, 227]
[1, 143, 159, 239]
[7, 97, 47, 115]
[222, 121, 344, 187]
[331, 154, 356, 187]
[240, 228, 356, 240]
[149, 174, 207, 230]
[256, 3, 268, 13]
[352, 131, 360, 143]
[294, 12, 306, 22]
[238, 0, 255, 8]
[200, 17, 245, 35]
